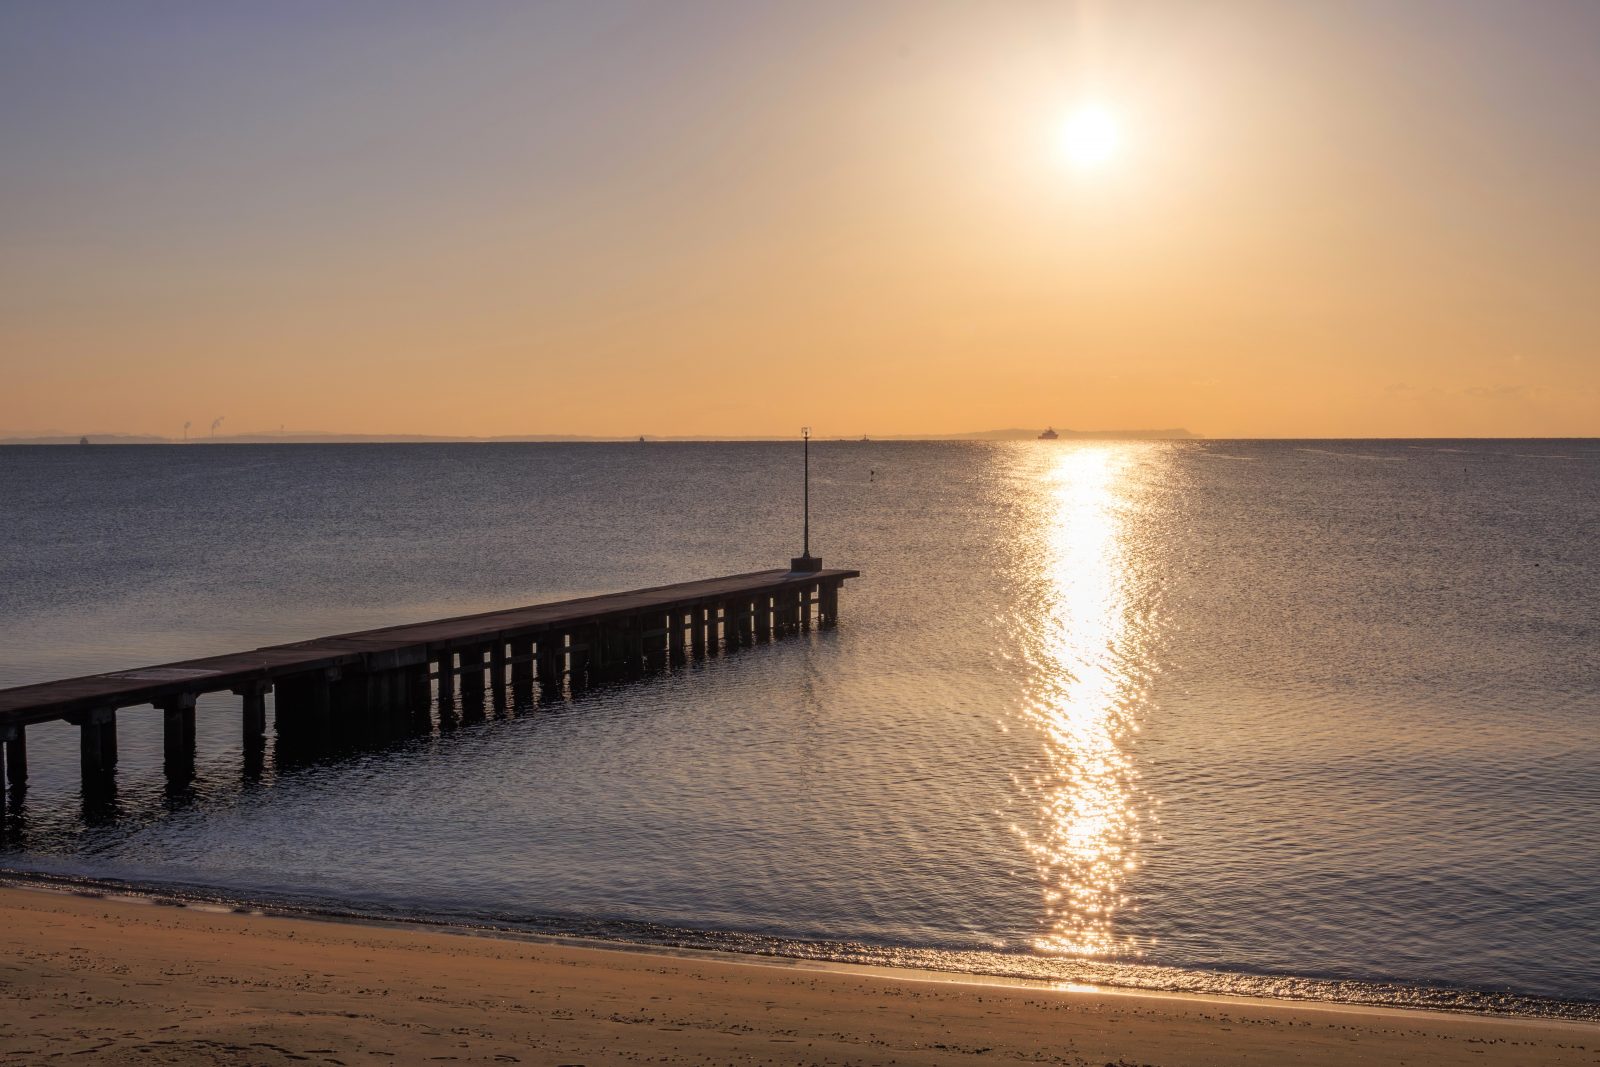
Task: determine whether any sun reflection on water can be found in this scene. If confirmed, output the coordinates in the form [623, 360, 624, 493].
[1012, 445, 1148, 959]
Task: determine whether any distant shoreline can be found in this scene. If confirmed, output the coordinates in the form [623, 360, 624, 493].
[0, 428, 1202, 445]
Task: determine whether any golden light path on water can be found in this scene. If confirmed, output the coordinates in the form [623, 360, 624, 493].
[1012, 445, 1148, 959]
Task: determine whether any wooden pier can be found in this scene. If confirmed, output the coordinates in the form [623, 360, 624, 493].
[0, 568, 857, 795]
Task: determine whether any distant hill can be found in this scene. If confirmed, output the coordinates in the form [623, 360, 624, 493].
[877, 428, 1202, 441]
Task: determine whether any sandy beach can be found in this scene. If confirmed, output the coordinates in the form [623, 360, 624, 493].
[0, 884, 1593, 1066]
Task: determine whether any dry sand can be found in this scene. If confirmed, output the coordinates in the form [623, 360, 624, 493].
[1, 884, 1595, 1066]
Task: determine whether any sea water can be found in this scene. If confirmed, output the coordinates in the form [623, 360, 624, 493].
[1, 440, 1596, 1016]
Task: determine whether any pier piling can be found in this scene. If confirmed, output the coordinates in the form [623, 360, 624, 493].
[436, 651, 456, 704]
[159, 693, 198, 779]
[692, 607, 709, 656]
[76, 707, 118, 781]
[490, 642, 509, 710]
[755, 595, 772, 641]
[0, 725, 24, 790]
[820, 579, 840, 628]
[511, 639, 534, 705]
[237, 682, 269, 750]
[535, 637, 561, 692]
[459, 646, 486, 718]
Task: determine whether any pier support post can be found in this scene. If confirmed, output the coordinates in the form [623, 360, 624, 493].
[819, 579, 840, 628]
[755, 594, 772, 641]
[405, 666, 427, 730]
[313, 668, 336, 752]
[351, 670, 386, 745]
[600, 622, 622, 678]
[329, 669, 371, 748]
[385, 666, 416, 737]
[405, 663, 433, 729]
[7, 728, 23, 789]
[695, 606, 711, 654]
[267, 670, 335, 760]
[564, 632, 581, 691]
[490, 641, 509, 711]
[159, 693, 198, 779]
[436, 650, 456, 705]
[235, 682, 269, 750]
[511, 638, 534, 706]
[77, 706, 118, 782]
[596, 622, 622, 678]
[691, 607, 709, 657]
[667, 611, 686, 664]
[458, 646, 486, 718]
[237, 682, 269, 778]
[535, 636, 561, 695]
[625, 616, 645, 675]
[616, 620, 633, 675]
[268, 673, 306, 758]
[569, 629, 594, 691]
[596, 624, 613, 678]
[370, 670, 400, 740]
[0, 725, 23, 790]
[400, 667, 422, 731]
[641, 613, 663, 671]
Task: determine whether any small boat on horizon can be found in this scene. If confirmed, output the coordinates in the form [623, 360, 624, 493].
[1037, 427, 1059, 440]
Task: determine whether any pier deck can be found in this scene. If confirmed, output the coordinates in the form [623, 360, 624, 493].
[0, 567, 858, 793]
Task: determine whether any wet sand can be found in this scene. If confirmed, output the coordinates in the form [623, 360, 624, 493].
[1, 884, 1594, 1065]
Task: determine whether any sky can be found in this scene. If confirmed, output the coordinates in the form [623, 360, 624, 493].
[2, 0, 1598, 439]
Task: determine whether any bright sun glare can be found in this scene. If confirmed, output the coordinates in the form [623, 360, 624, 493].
[1060, 105, 1121, 168]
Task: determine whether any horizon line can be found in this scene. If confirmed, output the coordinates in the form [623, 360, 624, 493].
[6, 431, 1600, 446]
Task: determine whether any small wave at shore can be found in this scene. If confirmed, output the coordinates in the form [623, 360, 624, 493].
[6, 869, 1595, 1024]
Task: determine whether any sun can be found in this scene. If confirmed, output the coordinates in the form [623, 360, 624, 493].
[1059, 105, 1121, 168]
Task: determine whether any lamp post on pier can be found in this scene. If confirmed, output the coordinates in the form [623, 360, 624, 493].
[791, 426, 822, 572]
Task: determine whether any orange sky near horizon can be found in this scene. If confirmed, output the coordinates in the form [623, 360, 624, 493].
[3, 1, 1598, 439]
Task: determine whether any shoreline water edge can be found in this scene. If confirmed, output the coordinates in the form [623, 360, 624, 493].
[3, 882, 1596, 1067]
[3, 870, 1595, 1024]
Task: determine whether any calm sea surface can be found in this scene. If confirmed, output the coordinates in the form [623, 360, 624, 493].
[1, 440, 1597, 1016]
